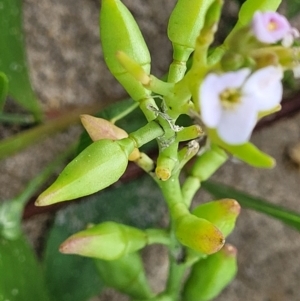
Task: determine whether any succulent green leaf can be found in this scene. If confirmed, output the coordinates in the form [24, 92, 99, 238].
[36, 139, 134, 206]
[0, 0, 42, 121]
[0, 235, 50, 301]
[208, 129, 275, 168]
[202, 180, 300, 232]
[0, 72, 8, 111]
[100, 0, 150, 75]
[100, 0, 151, 101]
[168, 0, 215, 61]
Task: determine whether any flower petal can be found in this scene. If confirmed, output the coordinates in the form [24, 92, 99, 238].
[199, 73, 223, 128]
[199, 69, 251, 128]
[218, 68, 251, 89]
[252, 11, 292, 44]
[243, 66, 283, 111]
[217, 96, 257, 145]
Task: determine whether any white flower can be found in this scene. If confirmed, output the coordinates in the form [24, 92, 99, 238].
[199, 66, 283, 144]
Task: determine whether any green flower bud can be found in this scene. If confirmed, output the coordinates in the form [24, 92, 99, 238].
[193, 199, 240, 237]
[183, 244, 238, 301]
[95, 252, 154, 299]
[175, 214, 225, 255]
[100, 0, 151, 101]
[59, 222, 147, 261]
[190, 144, 228, 182]
[168, 0, 215, 62]
[35, 139, 134, 206]
[80, 115, 140, 161]
[80, 114, 129, 141]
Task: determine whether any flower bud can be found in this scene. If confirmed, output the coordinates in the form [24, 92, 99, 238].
[100, 0, 151, 101]
[80, 115, 140, 161]
[193, 199, 241, 237]
[95, 252, 153, 299]
[80, 114, 128, 141]
[59, 222, 147, 261]
[175, 214, 225, 255]
[183, 244, 238, 301]
[225, 0, 281, 47]
[35, 139, 134, 206]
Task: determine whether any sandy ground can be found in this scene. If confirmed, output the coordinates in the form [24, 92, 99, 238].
[1, 0, 300, 300]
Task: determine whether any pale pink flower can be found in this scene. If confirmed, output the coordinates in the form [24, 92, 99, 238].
[252, 11, 298, 46]
[199, 66, 283, 144]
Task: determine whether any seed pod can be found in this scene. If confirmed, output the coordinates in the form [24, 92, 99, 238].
[59, 222, 147, 261]
[95, 252, 153, 299]
[183, 244, 238, 301]
[175, 214, 224, 255]
[100, 0, 151, 101]
[193, 199, 240, 237]
[36, 139, 134, 206]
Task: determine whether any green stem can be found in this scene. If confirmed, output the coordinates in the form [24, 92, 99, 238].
[133, 152, 156, 174]
[164, 78, 192, 119]
[158, 175, 185, 211]
[167, 60, 187, 83]
[139, 97, 159, 121]
[165, 255, 187, 300]
[146, 229, 170, 246]
[130, 121, 164, 148]
[182, 144, 228, 207]
[156, 175, 190, 301]
[182, 176, 201, 208]
[146, 76, 174, 96]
